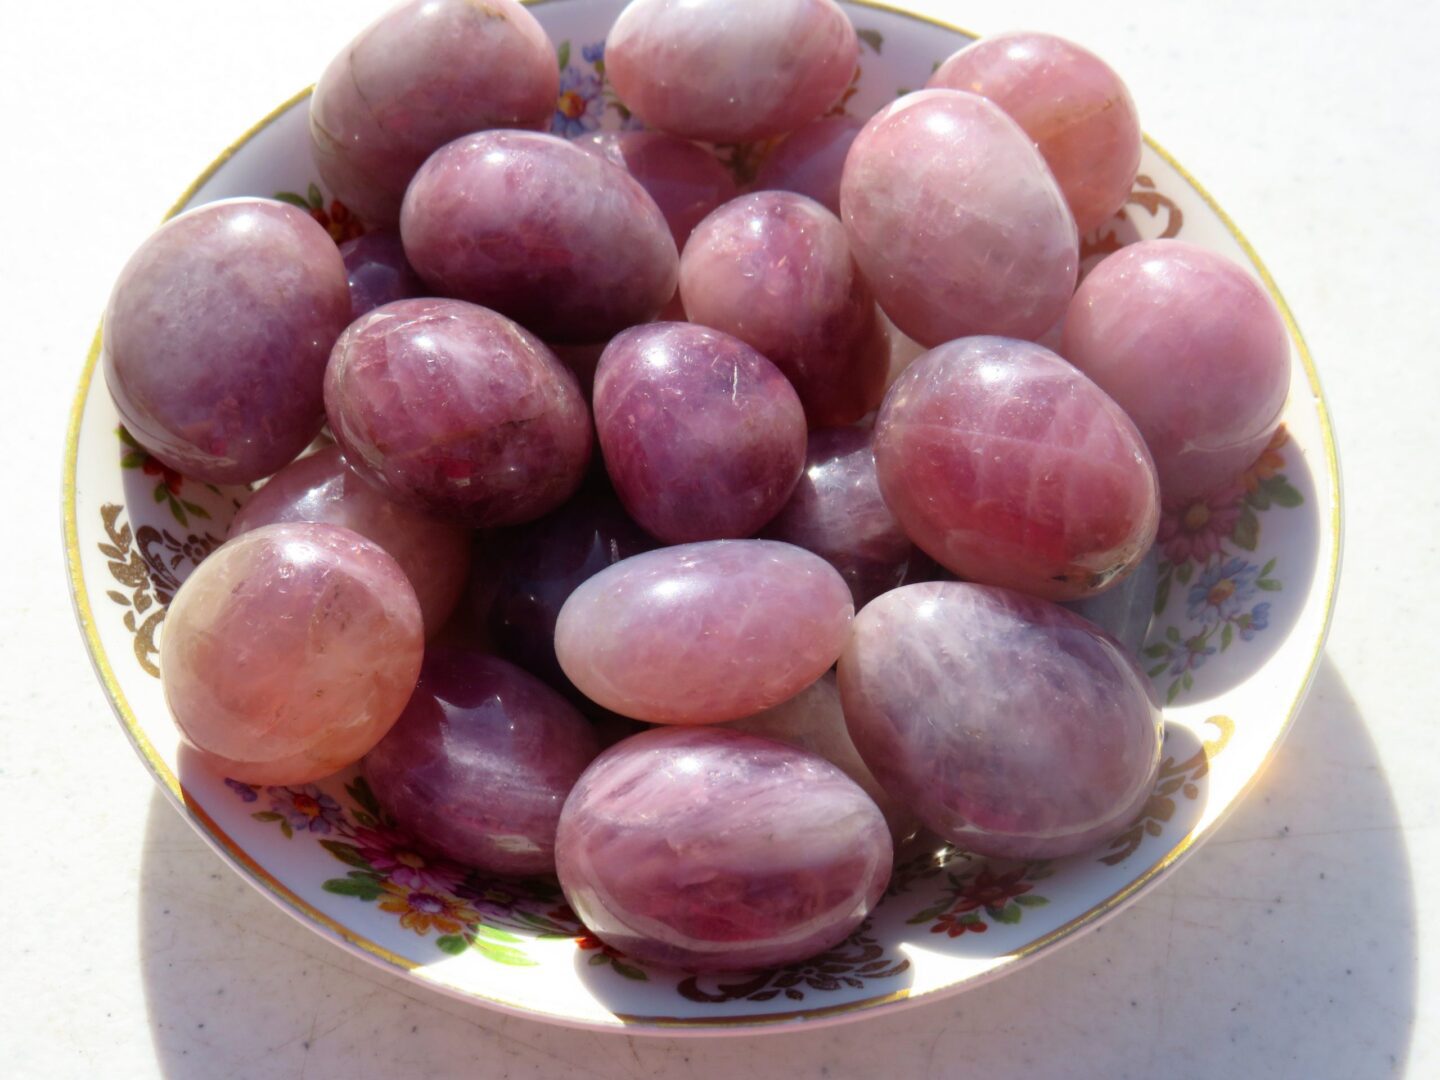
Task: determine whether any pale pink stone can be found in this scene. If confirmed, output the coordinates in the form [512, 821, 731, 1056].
[162, 523, 424, 784]
[840, 89, 1079, 347]
[929, 32, 1142, 235]
[576, 131, 737, 247]
[605, 0, 859, 143]
[751, 115, 864, 216]
[554, 540, 854, 724]
[1061, 240, 1291, 504]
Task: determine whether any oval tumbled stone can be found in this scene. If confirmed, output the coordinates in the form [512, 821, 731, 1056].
[554, 540, 854, 724]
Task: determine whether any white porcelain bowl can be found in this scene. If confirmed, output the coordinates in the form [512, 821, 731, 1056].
[63, 0, 1341, 1034]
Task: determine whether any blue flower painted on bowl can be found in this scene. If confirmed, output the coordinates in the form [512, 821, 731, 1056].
[268, 784, 345, 835]
[552, 66, 605, 137]
[582, 41, 605, 64]
[1186, 557, 1259, 624]
[1237, 600, 1271, 641]
[1168, 636, 1216, 675]
[224, 777, 258, 803]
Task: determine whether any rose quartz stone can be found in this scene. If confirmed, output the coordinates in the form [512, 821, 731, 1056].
[104, 198, 351, 485]
[1062, 240, 1292, 504]
[728, 673, 917, 842]
[752, 115, 864, 216]
[555, 540, 854, 724]
[555, 726, 892, 971]
[874, 337, 1159, 600]
[363, 648, 599, 876]
[593, 323, 806, 543]
[576, 131, 737, 247]
[229, 445, 469, 637]
[762, 426, 918, 608]
[605, 0, 859, 144]
[679, 192, 889, 427]
[310, 0, 558, 226]
[929, 32, 1142, 235]
[400, 131, 678, 343]
[838, 582, 1162, 859]
[325, 298, 592, 528]
[338, 230, 425, 320]
[840, 89, 1079, 347]
[162, 523, 424, 785]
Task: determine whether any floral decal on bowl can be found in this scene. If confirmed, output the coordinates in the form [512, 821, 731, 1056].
[551, 41, 640, 137]
[118, 426, 217, 529]
[274, 183, 364, 243]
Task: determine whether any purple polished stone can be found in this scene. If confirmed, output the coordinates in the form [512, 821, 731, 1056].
[728, 674, 917, 842]
[928, 33, 1142, 235]
[400, 131, 678, 343]
[162, 523, 424, 785]
[838, 582, 1163, 859]
[546, 341, 608, 400]
[840, 90, 1079, 347]
[680, 192, 889, 427]
[363, 648, 599, 876]
[104, 198, 351, 485]
[593, 323, 806, 543]
[310, 0, 558, 226]
[576, 131, 738, 248]
[762, 426, 917, 608]
[555, 726, 892, 971]
[874, 337, 1160, 601]
[555, 540, 854, 724]
[230, 445, 470, 637]
[1061, 546, 1159, 655]
[338, 230, 426, 320]
[1062, 240, 1292, 504]
[605, 0, 859, 144]
[752, 115, 864, 217]
[486, 481, 657, 697]
[324, 298, 592, 528]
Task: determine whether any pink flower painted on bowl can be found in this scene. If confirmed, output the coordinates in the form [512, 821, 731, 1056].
[1158, 484, 1246, 566]
[352, 826, 463, 893]
[268, 784, 345, 835]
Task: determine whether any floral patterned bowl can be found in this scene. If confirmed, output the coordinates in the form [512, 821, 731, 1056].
[63, 0, 1341, 1034]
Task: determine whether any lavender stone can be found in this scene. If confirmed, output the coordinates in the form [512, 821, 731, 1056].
[1062, 547, 1160, 655]
[752, 115, 864, 217]
[577, 131, 738, 248]
[339, 230, 426, 320]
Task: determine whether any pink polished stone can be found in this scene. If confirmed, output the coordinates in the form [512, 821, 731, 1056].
[162, 523, 424, 785]
[679, 192, 889, 427]
[229, 445, 469, 637]
[1062, 240, 1292, 504]
[762, 426, 917, 608]
[338, 230, 426, 320]
[728, 674, 917, 842]
[310, 0, 557, 226]
[593, 323, 806, 543]
[752, 115, 864, 216]
[104, 198, 350, 485]
[605, 0, 858, 144]
[400, 131, 678, 343]
[840, 89, 1079, 347]
[838, 582, 1162, 859]
[576, 131, 738, 247]
[363, 648, 599, 876]
[555, 540, 854, 724]
[324, 298, 592, 528]
[874, 337, 1159, 601]
[555, 726, 892, 971]
[928, 33, 1142, 235]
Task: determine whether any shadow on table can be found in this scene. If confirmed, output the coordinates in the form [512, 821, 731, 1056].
[137, 656, 1416, 1079]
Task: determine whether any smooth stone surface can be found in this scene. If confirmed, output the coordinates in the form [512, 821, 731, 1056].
[840, 89, 1079, 347]
[324, 298, 592, 528]
[875, 337, 1160, 601]
[1062, 546, 1160, 654]
[104, 198, 350, 484]
[928, 32, 1142, 234]
[593, 323, 806, 543]
[400, 131, 678, 343]
[555, 726, 892, 972]
[229, 444, 470, 637]
[363, 648, 599, 877]
[161, 523, 424, 785]
[605, 0, 859, 144]
[1062, 240, 1292, 504]
[728, 673, 917, 842]
[838, 581, 1163, 859]
[679, 192, 889, 426]
[309, 0, 557, 226]
[762, 425, 917, 608]
[338, 230, 426, 320]
[555, 540, 854, 724]
[577, 131, 737, 247]
[752, 115, 864, 216]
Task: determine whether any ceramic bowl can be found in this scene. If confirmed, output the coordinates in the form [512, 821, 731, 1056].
[64, 0, 1341, 1035]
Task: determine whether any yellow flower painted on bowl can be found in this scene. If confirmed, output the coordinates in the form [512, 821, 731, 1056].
[377, 880, 481, 937]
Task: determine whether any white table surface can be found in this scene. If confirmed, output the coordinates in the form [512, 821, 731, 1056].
[3, 0, 1436, 1075]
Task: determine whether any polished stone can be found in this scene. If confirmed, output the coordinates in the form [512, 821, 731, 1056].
[339, 230, 426, 320]
[577, 131, 737, 247]
[752, 115, 864, 216]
